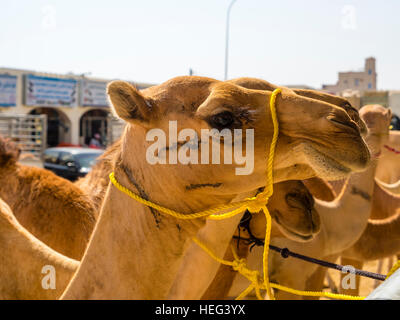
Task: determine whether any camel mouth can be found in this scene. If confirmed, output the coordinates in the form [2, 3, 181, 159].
[299, 142, 356, 180]
[328, 117, 360, 135]
[273, 215, 316, 243]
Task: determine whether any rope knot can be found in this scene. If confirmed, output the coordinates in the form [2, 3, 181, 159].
[232, 258, 262, 284]
[232, 258, 247, 272]
[246, 194, 268, 214]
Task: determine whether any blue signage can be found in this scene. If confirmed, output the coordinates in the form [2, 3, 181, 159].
[81, 80, 109, 107]
[0, 74, 17, 107]
[25, 74, 78, 107]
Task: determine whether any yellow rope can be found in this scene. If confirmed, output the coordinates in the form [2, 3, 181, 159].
[192, 237, 264, 300]
[109, 171, 251, 220]
[108, 87, 365, 301]
[269, 283, 365, 300]
[386, 260, 400, 279]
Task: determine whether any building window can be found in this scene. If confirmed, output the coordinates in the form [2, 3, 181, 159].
[355, 79, 359, 86]
[368, 83, 372, 89]
[368, 69, 372, 75]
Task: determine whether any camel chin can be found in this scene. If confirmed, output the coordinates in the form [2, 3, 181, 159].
[273, 217, 316, 243]
[299, 142, 356, 181]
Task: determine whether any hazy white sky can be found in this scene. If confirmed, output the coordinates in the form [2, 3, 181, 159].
[1, 0, 399, 89]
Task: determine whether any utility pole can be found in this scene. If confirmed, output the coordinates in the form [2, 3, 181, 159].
[224, 0, 237, 80]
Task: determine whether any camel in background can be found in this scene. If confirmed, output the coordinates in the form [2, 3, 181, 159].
[339, 177, 400, 296]
[0, 136, 96, 260]
[168, 179, 322, 299]
[0, 197, 78, 299]
[376, 130, 400, 183]
[376, 179, 400, 194]
[201, 177, 335, 300]
[228, 104, 390, 299]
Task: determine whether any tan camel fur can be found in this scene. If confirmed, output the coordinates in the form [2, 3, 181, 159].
[74, 140, 121, 214]
[0, 136, 96, 260]
[164, 78, 363, 300]
[376, 178, 400, 195]
[229, 104, 390, 300]
[277, 147, 400, 298]
[201, 177, 337, 300]
[1, 75, 368, 300]
[169, 179, 321, 299]
[75, 144, 334, 300]
[55, 75, 370, 299]
[0, 197, 79, 299]
[75, 139, 327, 299]
[338, 185, 400, 295]
[1, 181, 319, 300]
[0, 77, 368, 300]
[376, 130, 400, 183]
[77, 144, 324, 300]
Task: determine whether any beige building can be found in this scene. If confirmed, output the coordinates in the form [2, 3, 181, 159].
[322, 57, 377, 96]
[0, 67, 153, 147]
[389, 91, 400, 116]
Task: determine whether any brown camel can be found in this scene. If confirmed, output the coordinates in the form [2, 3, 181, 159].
[0, 179, 322, 300]
[159, 78, 363, 300]
[229, 104, 390, 299]
[0, 136, 96, 260]
[59, 76, 369, 299]
[305, 170, 400, 297]
[168, 179, 322, 299]
[376, 178, 400, 195]
[165, 77, 363, 300]
[376, 130, 400, 183]
[1, 76, 369, 299]
[0, 197, 78, 299]
[74, 140, 121, 214]
[338, 179, 400, 296]
[201, 177, 336, 300]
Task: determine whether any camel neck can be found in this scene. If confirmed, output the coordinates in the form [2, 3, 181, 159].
[0, 202, 78, 299]
[61, 162, 242, 299]
[317, 160, 378, 254]
[62, 124, 259, 299]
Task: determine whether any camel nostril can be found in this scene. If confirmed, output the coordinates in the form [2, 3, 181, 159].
[310, 210, 321, 234]
[328, 116, 360, 134]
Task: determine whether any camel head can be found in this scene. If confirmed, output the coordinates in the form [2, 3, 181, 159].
[248, 181, 320, 242]
[0, 135, 20, 167]
[228, 77, 368, 136]
[107, 76, 370, 200]
[359, 104, 392, 158]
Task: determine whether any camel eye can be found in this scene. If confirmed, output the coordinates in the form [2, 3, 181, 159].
[209, 111, 235, 130]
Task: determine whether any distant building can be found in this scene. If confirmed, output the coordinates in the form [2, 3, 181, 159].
[361, 91, 389, 108]
[285, 85, 315, 90]
[322, 57, 377, 96]
[0, 67, 154, 147]
[389, 91, 400, 116]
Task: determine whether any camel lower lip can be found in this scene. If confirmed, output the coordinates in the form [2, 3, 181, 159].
[274, 216, 314, 241]
[304, 142, 354, 176]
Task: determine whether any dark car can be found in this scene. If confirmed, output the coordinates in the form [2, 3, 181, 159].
[43, 147, 104, 181]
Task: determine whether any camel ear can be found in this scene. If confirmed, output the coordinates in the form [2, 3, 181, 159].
[387, 107, 392, 119]
[107, 81, 153, 124]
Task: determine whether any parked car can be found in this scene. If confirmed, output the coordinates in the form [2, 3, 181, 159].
[43, 147, 104, 181]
